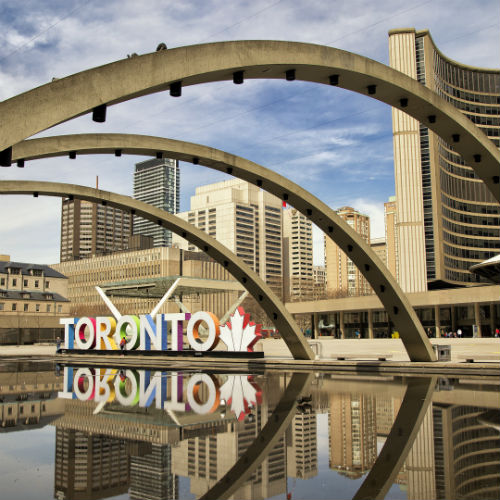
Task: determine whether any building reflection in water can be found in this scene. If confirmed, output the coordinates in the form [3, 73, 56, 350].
[0, 361, 64, 431]
[329, 393, 377, 478]
[44, 367, 500, 500]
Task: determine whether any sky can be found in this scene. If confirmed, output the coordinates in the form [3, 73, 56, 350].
[0, 0, 498, 265]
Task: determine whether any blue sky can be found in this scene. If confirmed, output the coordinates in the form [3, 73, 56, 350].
[0, 0, 498, 264]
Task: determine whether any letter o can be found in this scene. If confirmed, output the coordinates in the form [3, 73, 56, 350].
[187, 374, 220, 414]
[186, 311, 220, 351]
[74, 368, 95, 400]
[115, 315, 140, 350]
[75, 317, 96, 349]
[114, 370, 140, 406]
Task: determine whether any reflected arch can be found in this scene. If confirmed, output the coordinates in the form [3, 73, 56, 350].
[1, 40, 498, 201]
[0, 180, 315, 360]
[12, 133, 436, 361]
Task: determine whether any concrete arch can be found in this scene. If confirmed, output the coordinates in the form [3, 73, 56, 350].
[1, 40, 498, 201]
[200, 372, 313, 500]
[12, 133, 436, 361]
[0, 180, 315, 361]
[353, 376, 436, 500]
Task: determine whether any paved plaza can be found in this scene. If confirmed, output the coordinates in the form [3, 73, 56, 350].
[1, 337, 498, 363]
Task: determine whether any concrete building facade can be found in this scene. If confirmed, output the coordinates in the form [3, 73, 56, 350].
[53, 246, 238, 319]
[325, 207, 371, 297]
[384, 197, 398, 279]
[173, 179, 283, 298]
[60, 198, 131, 262]
[0, 256, 69, 344]
[288, 284, 500, 338]
[389, 28, 500, 291]
[283, 207, 313, 302]
[370, 237, 386, 267]
[312, 265, 327, 300]
[133, 157, 180, 247]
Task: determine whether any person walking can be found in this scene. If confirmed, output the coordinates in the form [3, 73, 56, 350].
[56, 337, 62, 353]
[119, 336, 126, 356]
[457, 328, 462, 338]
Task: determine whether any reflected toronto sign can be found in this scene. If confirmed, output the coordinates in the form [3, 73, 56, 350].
[59, 367, 262, 420]
[60, 307, 262, 353]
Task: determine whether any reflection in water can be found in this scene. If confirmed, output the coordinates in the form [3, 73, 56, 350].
[353, 377, 436, 500]
[0, 361, 64, 430]
[330, 393, 378, 479]
[0, 362, 499, 500]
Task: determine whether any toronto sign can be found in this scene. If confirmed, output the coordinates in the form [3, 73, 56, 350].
[58, 367, 262, 420]
[60, 306, 262, 353]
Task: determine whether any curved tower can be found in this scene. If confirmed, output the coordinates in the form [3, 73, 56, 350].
[389, 28, 500, 290]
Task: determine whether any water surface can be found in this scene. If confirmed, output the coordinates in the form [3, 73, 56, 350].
[0, 359, 498, 500]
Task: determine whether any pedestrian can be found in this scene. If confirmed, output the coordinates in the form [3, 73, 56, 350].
[119, 336, 126, 356]
[56, 336, 62, 353]
[355, 330, 360, 339]
[457, 328, 462, 338]
[495, 328, 499, 338]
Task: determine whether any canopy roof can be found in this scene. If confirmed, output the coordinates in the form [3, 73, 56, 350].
[100, 275, 245, 299]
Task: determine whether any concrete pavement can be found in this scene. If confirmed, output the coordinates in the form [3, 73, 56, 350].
[1, 338, 499, 362]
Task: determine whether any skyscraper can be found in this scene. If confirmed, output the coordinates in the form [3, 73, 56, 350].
[389, 28, 500, 291]
[324, 206, 371, 297]
[173, 179, 283, 298]
[283, 207, 314, 302]
[60, 198, 131, 262]
[133, 158, 180, 247]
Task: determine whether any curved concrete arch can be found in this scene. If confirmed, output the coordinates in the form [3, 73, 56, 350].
[353, 376, 436, 500]
[1, 40, 498, 201]
[200, 372, 313, 500]
[12, 133, 436, 362]
[0, 180, 315, 361]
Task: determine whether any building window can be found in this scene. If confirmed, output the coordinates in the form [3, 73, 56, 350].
[34, 280, 39, 288]
[58, 305, 62, 313]
[12, 303, 17, 311]
[0, 278, 4, 286]
[24, 304, 28, 312]
[7, 407, 12, 415]
[20, 406, 24, 415]
[12, 279, 17, 287]
[45, 281, 49, 288]
[46, 304, 51, 313]
[23, 279, 28, 287]
[0, 303, 3, 311]
[35, 304, 40, 312]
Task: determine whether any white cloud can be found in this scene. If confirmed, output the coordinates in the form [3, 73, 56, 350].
[350, 197, 386, 240]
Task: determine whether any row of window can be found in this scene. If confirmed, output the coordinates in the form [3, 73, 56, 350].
[443, 230, 500, 249]
[440, 170, 496, 204]
[442, 193, 500, 215]
[0, 278, 50, 288]
[442, 206, 500, 226]
[444, 244, 497, 261]
[0, 302, 63, 312]
[442, 217, 500, 238]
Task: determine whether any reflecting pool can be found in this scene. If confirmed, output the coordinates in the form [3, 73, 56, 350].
[0, 359, 499, 500]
